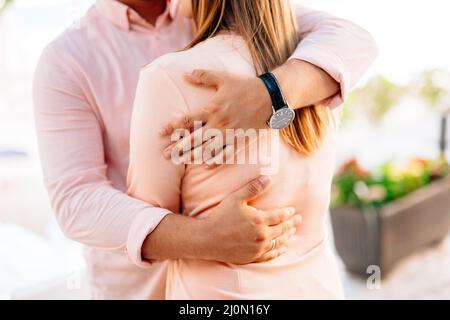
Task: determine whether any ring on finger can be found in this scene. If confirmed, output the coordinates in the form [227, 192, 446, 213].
[270, 238, 277, 251]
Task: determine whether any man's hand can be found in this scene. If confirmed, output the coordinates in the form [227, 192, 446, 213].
[160, 69, 272, 166]
[141, 176, 301, 264]
[199, 175, 301, 264]
[160, 60, 339, 167]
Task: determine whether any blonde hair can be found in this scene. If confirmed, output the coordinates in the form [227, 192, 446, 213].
[187, 0, 329, 155]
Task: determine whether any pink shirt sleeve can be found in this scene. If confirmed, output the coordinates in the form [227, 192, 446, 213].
[291, 5, 379, 108]
[33, 46, 171, 268]
[127, 64, 186, 214]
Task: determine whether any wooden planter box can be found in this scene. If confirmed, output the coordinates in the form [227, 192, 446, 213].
[330, 177, 450, 276]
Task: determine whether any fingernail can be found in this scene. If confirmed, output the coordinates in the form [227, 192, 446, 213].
[294, 215, 303, 224]
[258, 175, 271, 186]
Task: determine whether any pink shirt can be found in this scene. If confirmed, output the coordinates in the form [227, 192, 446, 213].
[128, 34, 344, 299]
[33, 0, 378, 299]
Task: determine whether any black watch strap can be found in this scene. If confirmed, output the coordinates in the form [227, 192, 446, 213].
[258, 72, 288, 112]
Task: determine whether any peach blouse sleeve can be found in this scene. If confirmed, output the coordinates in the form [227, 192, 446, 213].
[127, 64, 187, 214]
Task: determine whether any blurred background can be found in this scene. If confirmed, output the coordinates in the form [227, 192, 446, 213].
[1, 0, 450, 299]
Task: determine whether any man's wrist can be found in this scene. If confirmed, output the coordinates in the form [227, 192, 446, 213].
[253, 77, 273, 124]
[272, 59, 340, 109]
[188, 216, 220, 261]
[185, 217, 213, 260]
[141, 214, 210, 261]
[272, 59, 302, 108]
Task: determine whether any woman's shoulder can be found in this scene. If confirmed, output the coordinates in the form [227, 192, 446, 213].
[137, 35, 253, 111]
[136, 37, 229, 111]
[142, 38, 218, 75]
[140, 34, 250, 81]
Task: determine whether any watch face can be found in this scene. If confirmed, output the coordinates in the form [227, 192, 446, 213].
[268, 107, 296, 129]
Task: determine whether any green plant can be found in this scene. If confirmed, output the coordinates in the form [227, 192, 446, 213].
[341, 69, 450, 126]
[331, 157, 449, 209]
[415, 69, 450, 109]
[0, 0, 13, 13]
[342, 75, 406, 123]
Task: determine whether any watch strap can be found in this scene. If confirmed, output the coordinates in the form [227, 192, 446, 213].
[258, 72, 288, 112]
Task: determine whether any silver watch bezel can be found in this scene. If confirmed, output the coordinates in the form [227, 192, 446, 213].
[267, 105, 296, 130]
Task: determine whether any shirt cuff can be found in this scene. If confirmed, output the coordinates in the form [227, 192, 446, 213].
[126, 207, 172, 268]
[289, 44, 350, 109]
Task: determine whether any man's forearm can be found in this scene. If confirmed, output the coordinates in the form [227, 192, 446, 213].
[142, 214, 208, 261]
[272, 59, 340, 109]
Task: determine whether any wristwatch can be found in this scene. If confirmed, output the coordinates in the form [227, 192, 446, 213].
[258, 72, 295, 129]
